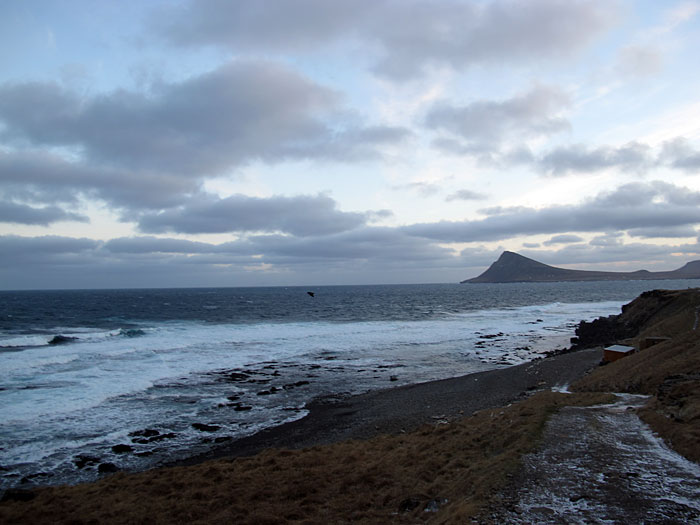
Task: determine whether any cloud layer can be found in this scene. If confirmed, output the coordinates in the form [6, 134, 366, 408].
[156, 0, 616, 79]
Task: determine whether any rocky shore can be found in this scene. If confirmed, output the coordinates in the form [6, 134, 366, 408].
[2, 288, 699, 523]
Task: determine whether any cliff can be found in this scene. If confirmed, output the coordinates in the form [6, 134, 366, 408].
[463, 251, 700, 283]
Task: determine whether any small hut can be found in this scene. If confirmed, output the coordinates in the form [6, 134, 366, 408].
[603, 344, 636, 363]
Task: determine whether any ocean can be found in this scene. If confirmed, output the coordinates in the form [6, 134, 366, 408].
[1, 280, 698, 490]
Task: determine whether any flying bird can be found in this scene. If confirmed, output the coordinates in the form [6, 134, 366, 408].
[307, 291, 315, 297]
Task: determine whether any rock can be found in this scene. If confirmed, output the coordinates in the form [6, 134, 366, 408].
[48, 335, 78, 345]
[19, 472, 51, 484]
[129, 428, 160, 438]
[192, 423, 221, 432]
[132, 431, 176, 444]
[111, 444, 133, 454]
[98, 462, 119, 474]
[73, 455, 100, 469]
[224, 372, 250, 382]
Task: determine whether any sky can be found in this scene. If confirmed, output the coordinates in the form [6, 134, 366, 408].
[1, 0, 700, 289]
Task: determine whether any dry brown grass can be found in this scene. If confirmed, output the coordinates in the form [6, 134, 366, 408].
[0, 392, 612, 524]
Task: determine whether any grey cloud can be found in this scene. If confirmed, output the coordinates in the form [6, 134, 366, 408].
[543, 234, 584, 245]
[154, 0, 374, 51]
[137, 194, 368, 236]
[0, 150, 198, 210]
[246, 227, 456, 262]
[103, 237, 219, 255]
[0, 228, 465, 288]
[0, 235, 100, 268]
[446, 190, 487, 201]
[589, 232, 624, 247]
[540, 141, 653, 175]
[661, 137, 700, 172]
[0, 62, 406, 176]
[403, 181, 700, 242]
[156, 0, 616, 80]
[395, 182, 442, 197]
[0, 200, 88, 225]
[440, 135, 700, 174]
[426, 86, 571, 149]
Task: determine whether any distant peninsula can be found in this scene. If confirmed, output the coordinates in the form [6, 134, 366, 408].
[462, 251, 700, 284]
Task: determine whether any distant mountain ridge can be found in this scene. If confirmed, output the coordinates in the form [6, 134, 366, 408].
[462, 251, 700, 283]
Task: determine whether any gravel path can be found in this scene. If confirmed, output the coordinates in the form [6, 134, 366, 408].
[483, 394, 700, 524]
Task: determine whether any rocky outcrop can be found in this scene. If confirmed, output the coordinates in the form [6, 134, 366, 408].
[570, 289, 683, 349]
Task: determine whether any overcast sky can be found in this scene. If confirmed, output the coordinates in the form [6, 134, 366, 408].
[2, 0, 700, 289]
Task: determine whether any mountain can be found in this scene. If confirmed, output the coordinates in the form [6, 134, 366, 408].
[462, 251, 700, 283]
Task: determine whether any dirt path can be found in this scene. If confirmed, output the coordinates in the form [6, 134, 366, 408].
[483, 394, 700, 524]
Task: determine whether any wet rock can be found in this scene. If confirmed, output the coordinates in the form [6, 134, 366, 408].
[221, 372, 250, 382]
[132, 432, 177, 444]
[129, 428, 160, 438]
[98, 462, 119, 474]
[192, 423, 221, 432]
[19, 472, 51, 484]
[48, 335, 78, 345]
[479, 332, 504, 339]
[73, 455, 100, 469]
[111, 444, 134, 454]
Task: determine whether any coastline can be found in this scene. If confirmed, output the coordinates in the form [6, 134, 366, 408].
[170, 346, 601, 467]
[0, 347, 609, 524]
[3, 288, 699, 523]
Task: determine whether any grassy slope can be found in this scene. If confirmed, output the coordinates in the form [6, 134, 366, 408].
[574, 288, 700, 463]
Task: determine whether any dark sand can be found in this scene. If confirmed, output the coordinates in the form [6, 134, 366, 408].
[174, 347, 601, 466]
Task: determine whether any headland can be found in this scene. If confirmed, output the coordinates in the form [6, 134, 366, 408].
[463, 251, 700, 283]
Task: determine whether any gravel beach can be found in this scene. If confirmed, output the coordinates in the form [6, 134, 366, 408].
[174, 347, 601, 466]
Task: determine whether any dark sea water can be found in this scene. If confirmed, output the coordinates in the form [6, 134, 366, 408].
[1, 280, 698, 490]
